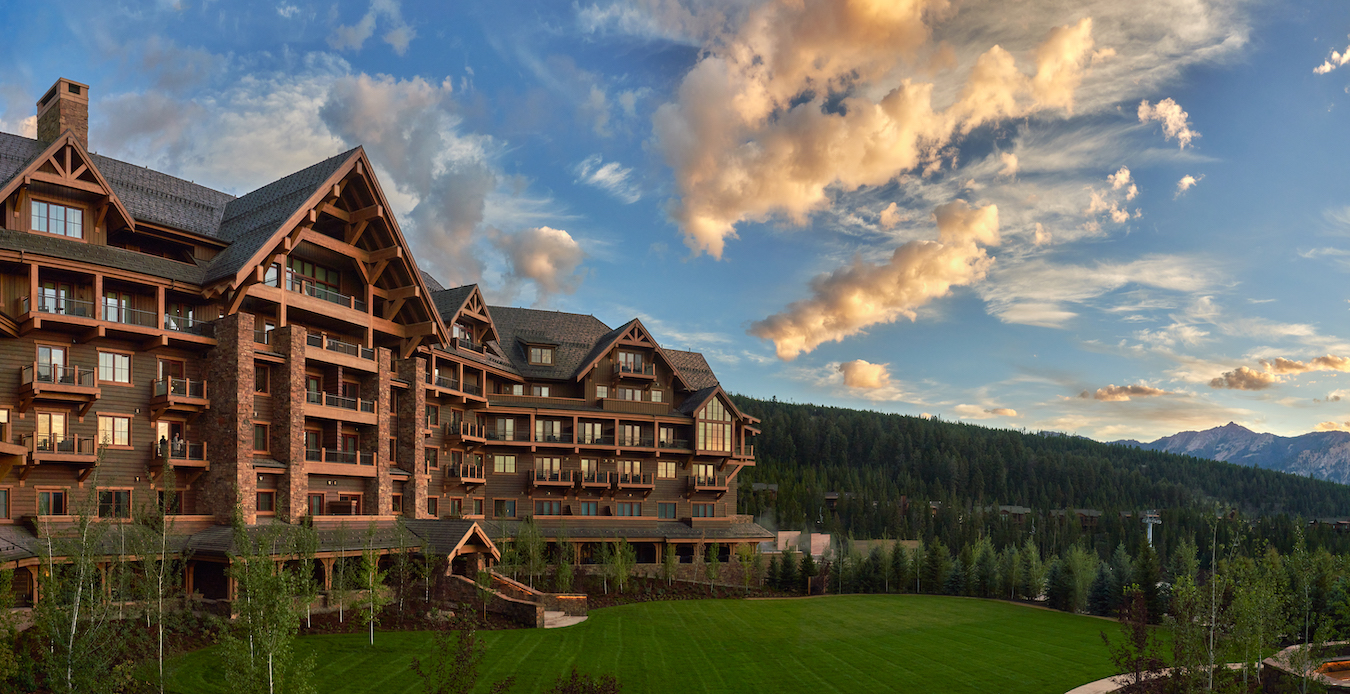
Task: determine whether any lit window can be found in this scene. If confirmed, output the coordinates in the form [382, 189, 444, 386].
[31, 201, 84, 238]
[651, 389, 663, 403]
[697, 398, 733, 452]
[493, 454, 516, 473]
[99, 490, 131, 519]
[98, 415, 130, 446]
[616, 387, 640, 401]
[493, 499, 516, 518]
[98, 352, 130, 384]
[658, 461, 675, 479]
[595, 385, 608, 399]
[531, 384, 550, 397]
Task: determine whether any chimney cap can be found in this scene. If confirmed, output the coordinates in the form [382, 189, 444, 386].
[38, 78, 91, 110]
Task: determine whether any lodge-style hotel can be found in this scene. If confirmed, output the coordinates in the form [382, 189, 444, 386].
[0, 78, 769, 596]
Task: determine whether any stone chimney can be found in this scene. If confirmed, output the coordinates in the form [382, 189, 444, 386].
[36, 78, 90, 149]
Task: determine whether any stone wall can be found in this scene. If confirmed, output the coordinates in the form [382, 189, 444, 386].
[440, 574, 543, 628]
[200, 312, 255, 524]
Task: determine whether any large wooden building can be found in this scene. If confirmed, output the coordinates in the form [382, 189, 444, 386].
[0, 78, 769, 596]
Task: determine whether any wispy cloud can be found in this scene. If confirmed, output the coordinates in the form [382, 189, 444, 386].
[573, 155, 641, 203]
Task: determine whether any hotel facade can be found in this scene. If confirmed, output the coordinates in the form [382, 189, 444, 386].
[0, 78, 770, 598]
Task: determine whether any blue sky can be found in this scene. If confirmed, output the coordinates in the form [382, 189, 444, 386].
[7, 0, 1350, 441]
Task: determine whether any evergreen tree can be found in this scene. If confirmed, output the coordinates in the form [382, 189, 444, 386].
[661, 543, 677, 587]
[1019, 539, 1045, 600]
[922, 539, 949, 595]
[800, 552, 817, 595]
[1087, 562, 1118, 617]
[890, 542, 910, 594]
[1110, 543, 1135, 613]
[943, 556, 967, 596]
[781, 548, 799, 593]
[1134, 542, 1163, 623]
[766, 556, 781, 591]
[1045, 558, 1073, 611]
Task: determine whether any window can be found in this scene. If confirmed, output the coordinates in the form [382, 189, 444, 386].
[98, 352, 130, 384]
[308, 493, 325, 516]
[578, 501, 598, 516]
[535, 457, 562, 474]
[103, 291, 131, 324]
[659, 503, 677, 519]
[425, 447, 439, 470]
[35, 411, 67, 452]
[425, 404, 439, 427]
[659, 426, 677, 447]
[697, 398, 733, 452]
[494, 419, 516, 441]
[453, 323, 472, 340]
[254, 365, 269, 394]
[595, 384, 608, 399]
[536, 500, 562, 516]
[694, 463, 715, 484]
[617, 351, 643, 373]
[38, 490, 67, 515]
[391, 494, 403, 513]
[693, 503, 715, 518]
[619, 425, 643, 447]
[536, 420, 563, 443]
[253, 424, 269, 452]
[658, 461, 676, 479]
[32, 201, 84, 238]
[619, 460, 641, 477]
[529, 346, 554, 365]
[493, 454, 516, 474]
[98, 489, 130, 519]
[98, 415, 130, 447]
[650, 389, 663, 403]
[287, 258, 340, 295]
[158, 491, 184, 515]
[0, 489, 8, 519]
[618, 502, 641, 517]
[531, 384, 551, 397]
[579, 422, 604, 444]
[616, 387, 641, 401]
[503, 383, 524, 396]
[472, 498, 484, 516]
[427, 497, 439, 517]
[494, 499, 516, 518]
[256, 491, 275, 514]
[448, 498, 462, 517]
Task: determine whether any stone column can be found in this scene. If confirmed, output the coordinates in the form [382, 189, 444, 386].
[273, 325, 308, 523]
[201, 312, 256, 524]
[364, 348, 393, 515]
[395, 355, 430, 518]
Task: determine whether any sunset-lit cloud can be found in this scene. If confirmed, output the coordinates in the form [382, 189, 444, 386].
[750, 200, 1000, 360]
[1260, 355, 1350, 374]
[1080, 384, 1171, 401]
[1138, 98, 1198, 149]
[838, 359, 891, 389]
[1315, 421, 1350, 432]
[955, 404, 1018, 419]
[491, 226, 586, 301]
[1209, 366, 1280, 391]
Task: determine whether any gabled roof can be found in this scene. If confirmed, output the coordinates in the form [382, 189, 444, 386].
[0, 130, 137, 234]
[674, 383, 751, 422]
[570, 318, 692, 390]
[665, 349, 719, 390]
[488, 306, 615, 380]
[0, 132, 47, 192]
[204, 147, 360, 285]
[93, 154, 234, 238]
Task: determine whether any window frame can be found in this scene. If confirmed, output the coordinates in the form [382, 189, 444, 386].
[657, 461, 676, 479]
[38, 488, 68, 516]
[97, 350, 132, 385]
[528, 346, 554, 365]
[96, 488, 133, 520]
[97, 413, 132, 448]
[30, 198, 86, 240]
[427, 496, 439, 517]
[252, 423, 269, 453]
[658, 502, 677, 519]
[256, 490, 276, 515]
[254, 364, 270, 394]
[493, 498, 517, 518]
[493, 454, 516, 474]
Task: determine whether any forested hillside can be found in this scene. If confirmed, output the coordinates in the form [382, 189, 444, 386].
[733, 395, 1350, 556]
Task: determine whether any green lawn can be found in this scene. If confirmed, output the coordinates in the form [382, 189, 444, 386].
[165, 595, 1123, 693]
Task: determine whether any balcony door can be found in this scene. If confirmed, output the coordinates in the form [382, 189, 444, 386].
[103, 291, 131, 324]
[36, 345, 66, 383]
[496, 418, 514, 441]
[156, 421, 185, 457]
[341, 434, 358, 463]
[36, 412, 67, 451]
[338, 493, 362, 515]
[40, 281, 72, 314]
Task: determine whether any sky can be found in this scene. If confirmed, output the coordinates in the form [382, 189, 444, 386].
[6, 0, 1350, 442]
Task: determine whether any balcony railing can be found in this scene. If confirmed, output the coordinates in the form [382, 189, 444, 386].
[29, 434, 96, 456]
[534, 432, 573, 444]
[532, 469, 576, 484]
[451, 464, 486, 481]
[485, 429, 528, 442]
[305, 391, 376, 413]
[106, 304, 157, 328]
[254, 329, 272, 346]
[23, 296, 94, 318]
[462, 382, 483, 396]
[580, 470, 613, 486]
[306, 448, 374, 465]
[616, 435, 654, 448]
[659, 438, 690, 450]
[306, 333, 375, 360]
[452, 336, 484, 353]
[577, 434, 615, 446]
[164, 314, 210, 335]
[692, 475, 729, 490]
[445, 421, 483, 439]
[430, 375, 459, 390]
[153, 377, 206, 399]
[737, 443, 755, 457]
[613, 363, 655, 377]
[286, 273, 367, 312]
[22, 364, 96, 388]
[156, 440, 206, 462]
[616, 472, 654, 487]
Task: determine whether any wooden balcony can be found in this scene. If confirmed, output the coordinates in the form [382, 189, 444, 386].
[733, 443, 755, 461]
[579, 470, 613, 490]
[615, 472, 655, 497]
[600, 398, 669, 416]
[689, 474, 729, 500]
[616, 435, 655, 450]
[18, 364, 99, 418]
[445, 463, 486, 491]
[150, 440, 209, 486]
[18, 296, 215, 347]
[304, 333, 377, 373]
[442, 421, 486, 445]
[149, 378, 209, 421]
[303, 391, 378, 425]
[612, 362, 656, 380]
[534, 432, 574, 446]
[18, 295, 97, 334]
[483, 429, 531, 445]
[658, 438, 691, 452]
[530, 468, 577, 490]
[23, 434, 98, 482]
[304, 448, 377, 478]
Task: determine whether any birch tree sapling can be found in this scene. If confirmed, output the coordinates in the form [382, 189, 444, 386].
[358, 524, 390, 646]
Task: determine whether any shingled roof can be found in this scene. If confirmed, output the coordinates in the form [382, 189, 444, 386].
[205, 147, 359, 285]
[488, 306, 615, 380]
[92, 154, 234, 238]
[0, 228, 206, 284]
[665, 349, 719, 390]
[0, 132, 47, 193]
[430, 285, 476, 319]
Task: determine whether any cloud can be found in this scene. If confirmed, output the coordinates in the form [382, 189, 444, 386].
[999, 152, 1019, 178]
[1315, 421, 1350, 432]
[1261, 355, 1350, 374]
[491, 226, 587, 301]
[954, 404, 1018, 419]
[1079, 384, 1170, 401]
[652, 3, 1098, 258]
[1107, 166, 1138, 200]
[1209, 366, 1279, 391]
[573, 155, 642, 203]
[1175, 174, 1202, 197]
[1032, 223, 1051, 245]
[1138, 97, 1198, 149]
[838, 360, 891, 389]
[750, 200, 1000, 360]
[878, 202, 908, 229]
[1315, 37, 1350, 74]
[329, 0, 416, 55]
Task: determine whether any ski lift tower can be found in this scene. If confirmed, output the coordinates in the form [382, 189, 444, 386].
[1143, 510, 1161, 547]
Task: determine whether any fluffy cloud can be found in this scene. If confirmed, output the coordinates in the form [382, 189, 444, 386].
[1138, 98, 1198, 149]
[1079, 384, 1170, 401]
[329, 0, 417, 55]
[750, 200, 1000, 360]
[878, 202, 907, 229]
[491, 226, 587, 300]
[1175, 174, 1203, 197]
[838, 359, 891, 389]
[1315, 37, 1350, 74]
[999, 152, 1019, 178]
[1209, 366, 1279, 391]
[1107, 166, 1138, 200]
[1315, 421, 1350, 432]
[1261, 355, 1350, 374]
[652, 0, 1097, 258]
[574, 155, 642, 203]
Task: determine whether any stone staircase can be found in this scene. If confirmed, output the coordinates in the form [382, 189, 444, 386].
[543, 609, 587, 629]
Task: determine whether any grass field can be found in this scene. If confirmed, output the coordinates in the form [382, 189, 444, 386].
[165, 595, 1123, 693]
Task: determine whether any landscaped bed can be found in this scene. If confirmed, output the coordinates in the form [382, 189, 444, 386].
[164, 594, 1119, 693]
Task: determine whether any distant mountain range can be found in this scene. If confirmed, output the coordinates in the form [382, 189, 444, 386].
[1112, 422, 1350, 484]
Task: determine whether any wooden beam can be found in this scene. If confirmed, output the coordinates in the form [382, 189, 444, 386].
[28, 171, 104, 195]
[345, 220, 370, 246]
[318, 202, 350, 223]
[297, 229, 370, 263]
[367, 259, 392, 285]
[383, 298, 406, 321]
[368, 246, 402, 263]
[350, 204, 383, 224]
[371, 285, 418, 301]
